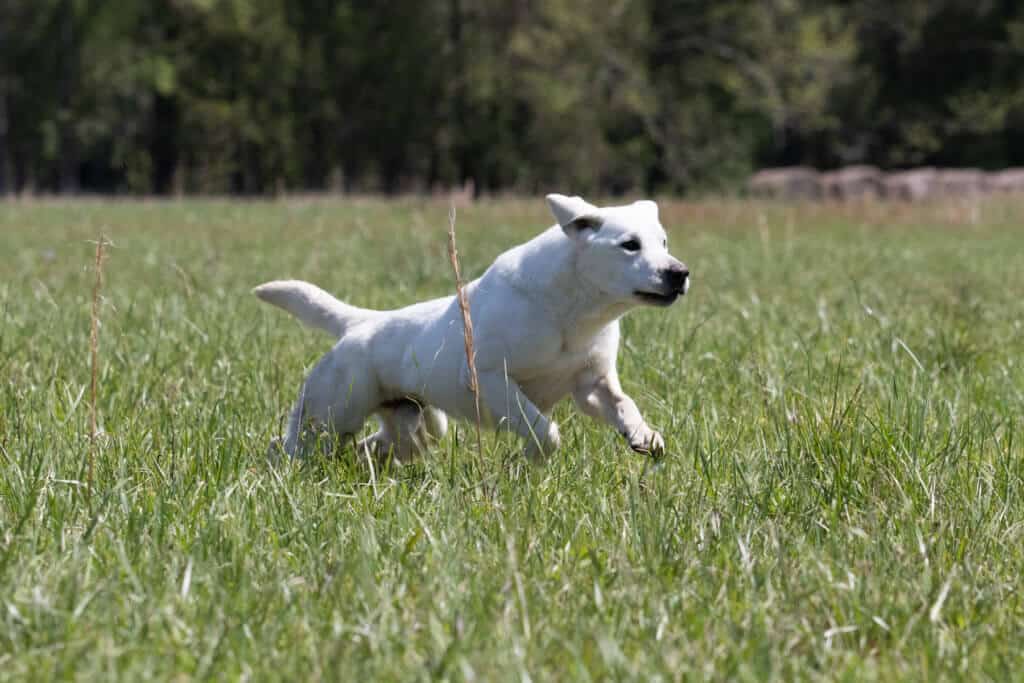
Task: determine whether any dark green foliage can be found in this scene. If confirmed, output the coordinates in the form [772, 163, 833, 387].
[1, 0, 1023, 195]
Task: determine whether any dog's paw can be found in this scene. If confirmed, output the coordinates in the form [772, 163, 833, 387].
[627, 425, 664, 457]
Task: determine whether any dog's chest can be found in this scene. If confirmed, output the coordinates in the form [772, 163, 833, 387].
[519, 369, 585, 414]
[514, 334, 602, 413]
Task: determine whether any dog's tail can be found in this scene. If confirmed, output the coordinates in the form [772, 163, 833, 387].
[253, 280, 377, 338]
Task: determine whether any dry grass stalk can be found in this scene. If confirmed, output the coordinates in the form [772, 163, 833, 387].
[88, 236, 109, 500]
[446, 206, 483, 455]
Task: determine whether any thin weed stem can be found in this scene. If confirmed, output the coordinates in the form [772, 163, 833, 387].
[88, 236, 109, 505]
[447, 206, 483, 456]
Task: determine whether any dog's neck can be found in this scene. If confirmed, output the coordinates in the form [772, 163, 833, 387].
[496, 226, 636, 338]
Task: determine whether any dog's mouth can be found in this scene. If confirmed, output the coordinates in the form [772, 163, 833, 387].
[634, 290, 680, 306]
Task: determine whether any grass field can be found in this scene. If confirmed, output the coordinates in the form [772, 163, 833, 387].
[1, 197, 1023, 680]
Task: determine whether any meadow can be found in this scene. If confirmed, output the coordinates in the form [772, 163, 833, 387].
[1, 197, 1022, 680]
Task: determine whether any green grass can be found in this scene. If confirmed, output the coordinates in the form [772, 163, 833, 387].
[1, 197, 1023, 680]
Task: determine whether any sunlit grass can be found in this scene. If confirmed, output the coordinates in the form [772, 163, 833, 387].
[1, 197, 1022, 680]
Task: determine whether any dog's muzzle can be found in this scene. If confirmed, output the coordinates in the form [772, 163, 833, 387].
[635, 264, 690, 306]
[664, 264, 690, 293]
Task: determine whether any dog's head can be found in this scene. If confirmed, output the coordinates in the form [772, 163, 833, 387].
[547, 194, 689, 307]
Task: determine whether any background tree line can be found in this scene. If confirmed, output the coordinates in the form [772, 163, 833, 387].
[1, 0, 1023, 196]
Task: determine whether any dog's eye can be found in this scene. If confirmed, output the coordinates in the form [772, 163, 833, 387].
[620, 239, 642, 252]
[663, 238, 667, 248]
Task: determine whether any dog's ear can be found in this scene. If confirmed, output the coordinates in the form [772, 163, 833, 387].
[633, 199, 659, 221]
[546, 194, 603, 237]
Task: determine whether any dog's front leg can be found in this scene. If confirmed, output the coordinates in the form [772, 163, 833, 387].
[573, 370, 664, 456]
[475, 370, 560, 461]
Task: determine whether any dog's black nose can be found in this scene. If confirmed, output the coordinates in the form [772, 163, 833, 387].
[665, 264, 690, 291]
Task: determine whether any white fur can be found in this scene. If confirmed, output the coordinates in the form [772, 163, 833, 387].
[255, 194, 689, 462]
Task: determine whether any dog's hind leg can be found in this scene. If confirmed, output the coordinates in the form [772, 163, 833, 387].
[358, 400, 448, 463]
[355, 409, 402, 462]
[281, 348, 378, 459]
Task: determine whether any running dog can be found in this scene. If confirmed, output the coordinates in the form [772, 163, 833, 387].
[255, 194, 689, 462]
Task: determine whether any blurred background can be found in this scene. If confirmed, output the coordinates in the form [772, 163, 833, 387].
[1, 0, 1023, 197]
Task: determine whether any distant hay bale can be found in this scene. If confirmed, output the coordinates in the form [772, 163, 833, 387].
[748, 167, 821, 200]
[984, 168, 1024, 193]
[934, 168, 986, 197]
[750, 166, 1024, 202]
[882, 168, 938, 201]
[820, 165, 883, 201]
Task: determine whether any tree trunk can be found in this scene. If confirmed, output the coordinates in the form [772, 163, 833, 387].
[151, 10, 181, 195]
[449, 0, 467, 184]
[58, 0, 80, 194]
[0, 87, 9, 196]
[151, 93, 179, 194]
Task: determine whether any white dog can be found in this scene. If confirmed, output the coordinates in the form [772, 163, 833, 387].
[255, 194, 689, 462]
